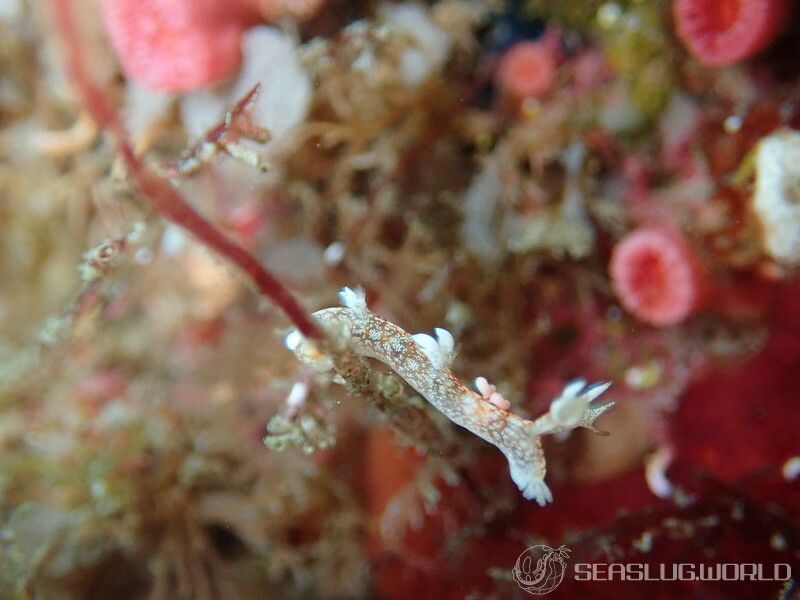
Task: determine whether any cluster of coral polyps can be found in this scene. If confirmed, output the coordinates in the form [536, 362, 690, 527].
[1, 0, 799, 598]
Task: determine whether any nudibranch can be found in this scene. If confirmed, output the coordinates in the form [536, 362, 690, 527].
[286, 287, 614, 505]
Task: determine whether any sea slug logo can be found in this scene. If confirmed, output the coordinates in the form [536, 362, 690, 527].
[512, 544, 570, 595]
[510, 543, 791, 595]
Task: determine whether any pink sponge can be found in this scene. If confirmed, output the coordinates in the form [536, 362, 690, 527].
[610, 226, 704, 326]
[101, 0, 251, 92]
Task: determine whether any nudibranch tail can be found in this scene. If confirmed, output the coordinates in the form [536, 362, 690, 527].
[285, 286, 614, 504]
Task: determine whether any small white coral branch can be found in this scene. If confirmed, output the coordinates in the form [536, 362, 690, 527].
[286, 287, 614, 505]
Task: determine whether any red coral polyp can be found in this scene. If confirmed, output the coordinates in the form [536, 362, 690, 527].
[102, 0, 250, 92]
[673, 0, 789, 67]
[610, 227, 703, 326]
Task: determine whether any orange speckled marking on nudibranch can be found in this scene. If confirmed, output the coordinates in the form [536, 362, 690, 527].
[286, 287, 614, 505]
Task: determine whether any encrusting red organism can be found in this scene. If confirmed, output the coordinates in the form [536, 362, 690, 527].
[101, 0, 254, 92]
[610, 226, 704, 326]
[672, 0, 789, 67]
[495, 40, 557, 102]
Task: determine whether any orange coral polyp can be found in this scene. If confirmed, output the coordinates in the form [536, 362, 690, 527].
[496, 41, 556, 100]
[610, 226, 703, 326]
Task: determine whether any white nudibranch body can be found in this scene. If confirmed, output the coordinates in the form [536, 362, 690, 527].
[286, 287, 614, 505]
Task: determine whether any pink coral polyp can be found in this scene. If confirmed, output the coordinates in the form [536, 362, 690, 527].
[673, 0, 788, 67]
[610, 226, 703, 326]
[101, 0, 248, 92]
